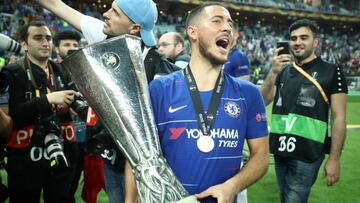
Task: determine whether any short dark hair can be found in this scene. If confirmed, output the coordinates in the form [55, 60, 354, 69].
[53, 30, 82, 47]
[185, 2, 226, 29]
[289, 19, 319, 36]
[19, 21, 48, 42]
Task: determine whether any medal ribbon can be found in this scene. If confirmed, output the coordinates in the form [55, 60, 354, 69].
[184, 66, 225, 136]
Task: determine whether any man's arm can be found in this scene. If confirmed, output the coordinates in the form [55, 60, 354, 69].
[260, 49, 291, 105]
[0, 107, 12, 137]
[35, 0, 84, 30]
[324, 93, 347, 186]
[195, 136, 269, 203]
[260, 69, 278, 106]
[124, 160, 138, 203]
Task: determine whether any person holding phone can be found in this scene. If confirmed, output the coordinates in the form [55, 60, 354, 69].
[259, 41, 292, 105]
[267, 19, 347, 203]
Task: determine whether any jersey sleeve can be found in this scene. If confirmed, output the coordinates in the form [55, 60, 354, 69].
[80, 15, 107, 44]
[149, 78, 166, 129]
[235, 51, 250, 77]
[223, 49, 250, 78]
[330, 65, 348, 94]
[245, 84, 268, 139]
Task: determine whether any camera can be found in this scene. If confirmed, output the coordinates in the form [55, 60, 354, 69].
[0, 34, 22, 54]
[70, 92, 88, 121]
[37, 114, 69, 168]
[68, 93, 114, 155]
[85, 125, 113, 155]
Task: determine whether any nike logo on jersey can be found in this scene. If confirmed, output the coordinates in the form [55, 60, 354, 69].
[168, 105, 187, 113]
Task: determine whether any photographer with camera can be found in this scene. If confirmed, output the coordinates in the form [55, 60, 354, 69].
[2, 21, 78, 203]
[53, 30, 109, 203]
[53, 29, 88, 203]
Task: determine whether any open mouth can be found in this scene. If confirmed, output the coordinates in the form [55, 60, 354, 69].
[216, 38, 230, 53]
[216, 38, 229, 50]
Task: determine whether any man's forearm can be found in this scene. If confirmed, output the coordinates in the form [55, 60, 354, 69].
[124, 161, 138, 203]
[261, 52, 291, 106]
[35, 0, 83, 30]
[329, 116, 346, 160]
[260, 70, 277, 106]
[328, 93, 347, 161]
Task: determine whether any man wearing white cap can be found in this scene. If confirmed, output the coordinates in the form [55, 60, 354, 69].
[35, 0, 178, 202]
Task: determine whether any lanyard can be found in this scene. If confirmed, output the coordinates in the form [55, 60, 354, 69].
[25, 55, 56, 109]
[25, 55, 55, 91]
[184, 66, 225, 136]
[292, 62, 329, 104]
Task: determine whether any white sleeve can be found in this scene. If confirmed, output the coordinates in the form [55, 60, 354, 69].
[80, 15, 107, 44]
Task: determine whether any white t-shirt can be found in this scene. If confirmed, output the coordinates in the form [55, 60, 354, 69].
[79, 15, 151, 69]
[80, 15, 106, 44]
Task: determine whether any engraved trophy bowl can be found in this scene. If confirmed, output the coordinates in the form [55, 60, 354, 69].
[62, 35, 196, 203]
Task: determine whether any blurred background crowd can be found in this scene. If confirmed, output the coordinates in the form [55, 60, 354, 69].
[0, 0, 359, 83]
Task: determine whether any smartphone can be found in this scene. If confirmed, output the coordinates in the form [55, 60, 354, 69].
[277, 41, 289, 55]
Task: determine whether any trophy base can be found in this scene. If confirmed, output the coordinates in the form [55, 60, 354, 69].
[174, 195, 197, 203]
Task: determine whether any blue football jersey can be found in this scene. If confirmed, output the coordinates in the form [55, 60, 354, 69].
[223, 48, 250, 78]
[149, 70, 268, 203]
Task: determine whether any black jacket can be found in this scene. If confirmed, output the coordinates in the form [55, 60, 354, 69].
[4, 58, 73, 129]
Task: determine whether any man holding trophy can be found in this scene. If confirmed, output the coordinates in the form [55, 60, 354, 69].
[36, 0, 269, 202]
[125, 2, 269, 203]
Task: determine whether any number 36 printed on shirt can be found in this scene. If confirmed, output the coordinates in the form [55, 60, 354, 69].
[278, 136, 297, 152]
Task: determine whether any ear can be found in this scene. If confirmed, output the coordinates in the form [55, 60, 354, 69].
[175, 43, 183, 54]
[129, 24, 141, 35]
[21, 41, 28, 52]
[187, 25, 197, 42]
[313, 37, 320, 48]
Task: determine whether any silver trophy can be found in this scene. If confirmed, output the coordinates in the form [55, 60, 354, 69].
[62, 35, 195, 203]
